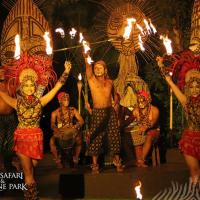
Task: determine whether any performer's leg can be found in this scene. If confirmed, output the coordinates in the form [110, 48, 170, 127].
[142, 134, 153, 161]
[184, 154, 200, 184]
[135, 145, 148, 167]
[49, 135, 63, 168]
[73, 135, 82, 165]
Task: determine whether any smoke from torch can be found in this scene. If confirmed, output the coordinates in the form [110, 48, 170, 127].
[14, 34, 20, 59]
[160, 35, 173, 55]
[43, 32, 53, 55]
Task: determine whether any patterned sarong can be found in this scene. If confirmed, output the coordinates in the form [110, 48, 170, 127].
[13, 128, 43, 160]
[87, 107, 121, 156]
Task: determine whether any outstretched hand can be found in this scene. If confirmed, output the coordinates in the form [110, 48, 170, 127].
[156, 56, 164, 68]
[64, 61, 72, 74]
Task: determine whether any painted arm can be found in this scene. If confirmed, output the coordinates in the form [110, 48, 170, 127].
[73, 108, 84, 129]
[165, 76, 187, 107]
[0, 91, 17, 109]
[156, 56, 187, 106]
[40, 61, 71, 107]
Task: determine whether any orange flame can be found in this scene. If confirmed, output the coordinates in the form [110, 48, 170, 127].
[134, 181, 142, 200]
[14, 34, 20, 59]
[43, 32, 52, 55]
[79, 33, 84, 43]
[160, 35, 173, 55]
[144, 19, 151, 34]
[55, 28, 65, 38]
[69, 28, 77, 39]
[136, 23, 144, 35]
[78, 73, 82, 81]
[138, 34, 145, 51]
[149, 19, 157, 34]
[123, 18, 136, 40]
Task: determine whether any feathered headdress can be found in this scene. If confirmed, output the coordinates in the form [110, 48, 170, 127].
[4, 52, 57, 96]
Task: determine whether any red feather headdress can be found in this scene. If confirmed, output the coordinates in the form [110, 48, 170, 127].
[3, 52, 57, 96]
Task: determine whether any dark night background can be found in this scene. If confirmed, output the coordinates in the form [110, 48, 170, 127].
[0, 0, 195, 161]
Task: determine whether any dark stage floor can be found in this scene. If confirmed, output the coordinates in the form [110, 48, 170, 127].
[0, 148, 190, 200]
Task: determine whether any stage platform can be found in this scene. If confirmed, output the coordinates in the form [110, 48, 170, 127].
[0, 148, 190, 200]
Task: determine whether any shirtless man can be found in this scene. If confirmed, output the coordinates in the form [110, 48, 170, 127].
[123, 90, 160, 167]
[0, 68, 18, 170]
[50, 92, 84, 168]
[84, 58, 124, 174]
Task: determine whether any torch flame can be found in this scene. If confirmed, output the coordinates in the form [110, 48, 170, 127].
[144, 19, 151, 34]
[138, 34, 145, 51]
[78, 73, 82, 81]
[160, 35, 173, 55]
[136, 23, 144, 35]
[79, 33, 84, 43]
[14, 34, 20, 59]
[82, 40, 91, 54]
[149, 19, 157, 34]
[123, 18, 136, 40]
[134, 181, 143, 200]
[55, 28, 65, 38]
[43, 32, 53, 55]
[87, 56, 94, 64]
[69, 28, 77, 39]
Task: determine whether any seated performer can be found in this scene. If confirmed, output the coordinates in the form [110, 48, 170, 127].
[0, 53, 71, 200]
[157, 51, 200, 185]
[50, 92, 84, 168]
[123, 90, 159, 167]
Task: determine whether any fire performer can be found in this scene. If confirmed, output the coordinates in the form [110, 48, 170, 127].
[0, 53, 71, 199]
[84, 56, 124, 174]
[157, 50, 200, 185]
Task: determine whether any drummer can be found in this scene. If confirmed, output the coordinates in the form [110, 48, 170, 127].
[49, 92, 84, 168]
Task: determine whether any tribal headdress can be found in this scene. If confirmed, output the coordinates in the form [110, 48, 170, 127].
[171, 50, 200, 91]
[4, 52, 57, 96]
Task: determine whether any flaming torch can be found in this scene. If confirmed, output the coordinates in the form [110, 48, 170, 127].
[43, 32, 52, 55]
[160, 34, 173, 130]
[134, 181, 143, 200]
[14, 34, 20, 59]
[77, 73, 83, 114]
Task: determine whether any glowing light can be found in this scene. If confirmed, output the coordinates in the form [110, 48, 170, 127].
[123, 18, 136, 40]
[138, 34, 145, 51]
[160, 35, 173, 55]
[136, 23, 144, 35]
[134, 181, 143, 200]
[87, 56, 94, 64]
[79, 33, 84, 43]
[43, 32, 53, 55]
[149, 19, 157, 34]
[14, 34, 20, 59]
[78, 73, 82, 81]
[144, 19, 151, 34]
[69, 28, 77, 39]
[55, 28, 65, 38]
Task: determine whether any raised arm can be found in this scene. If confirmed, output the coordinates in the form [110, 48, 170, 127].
[83, 52, 93, 80]
[165, 76, 187, 106]
[156, 56, 187, 107]
[40, 61, 71, 107]
[0, 91, 17, 109]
